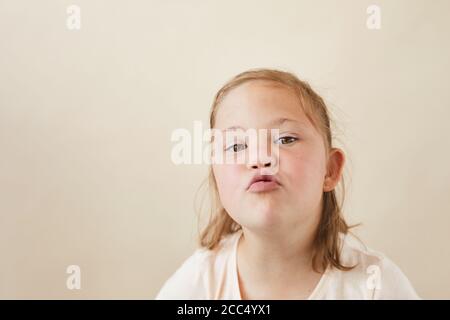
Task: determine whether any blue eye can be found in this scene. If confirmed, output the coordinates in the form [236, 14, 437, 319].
[276, 136, 298, 145]
[226, 143, 247, 152]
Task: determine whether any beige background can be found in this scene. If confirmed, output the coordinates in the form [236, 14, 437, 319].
[1, 0, 449, 299]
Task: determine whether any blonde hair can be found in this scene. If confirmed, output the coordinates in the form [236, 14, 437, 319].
[196, 68, 358, 273]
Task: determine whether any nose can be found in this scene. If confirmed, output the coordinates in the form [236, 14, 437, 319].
[244, 130, 279, 171]
[247, 159, 272, 170]
[246, 149, 278, 170]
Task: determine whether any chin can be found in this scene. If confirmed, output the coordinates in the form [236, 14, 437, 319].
[245, 206, 282, 230]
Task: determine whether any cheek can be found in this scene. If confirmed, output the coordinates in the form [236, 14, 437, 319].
[212, 164, 243, 202]
[281, 150, 326, 191]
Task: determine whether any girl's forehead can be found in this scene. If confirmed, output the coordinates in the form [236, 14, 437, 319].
[222, 79, 296, 103]
[215, 82, 311, 129]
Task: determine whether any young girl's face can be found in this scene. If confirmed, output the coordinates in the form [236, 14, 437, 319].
[212, 80, 337, 233]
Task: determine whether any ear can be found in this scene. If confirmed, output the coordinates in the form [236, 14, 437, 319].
[323, 148, 346, 192]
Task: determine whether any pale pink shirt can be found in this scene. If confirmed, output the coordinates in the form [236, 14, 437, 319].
[155, 230, 420, 299]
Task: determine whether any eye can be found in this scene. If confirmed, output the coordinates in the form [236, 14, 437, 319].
[225, 143, 247, 152]
[276, 136, 298, 145]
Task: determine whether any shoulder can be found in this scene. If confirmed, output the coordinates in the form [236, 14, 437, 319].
[154, 232, 238, 300]
[154, 247, 211, 300]
[333, 233, 420, 300]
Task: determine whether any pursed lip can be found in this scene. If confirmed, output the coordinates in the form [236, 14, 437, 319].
[246, 174, 281, 191]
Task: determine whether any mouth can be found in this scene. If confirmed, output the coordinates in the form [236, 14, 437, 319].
[247, 174, 281, 193]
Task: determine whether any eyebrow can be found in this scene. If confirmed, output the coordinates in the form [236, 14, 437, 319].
[223, 118, 305, 131]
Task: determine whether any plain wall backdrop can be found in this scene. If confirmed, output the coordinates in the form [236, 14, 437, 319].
[1, 0, 449, 299]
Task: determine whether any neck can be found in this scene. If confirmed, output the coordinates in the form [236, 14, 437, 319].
[237, 216, 322, 284]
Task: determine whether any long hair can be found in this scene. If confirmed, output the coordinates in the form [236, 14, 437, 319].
[196, 68, 359, 273]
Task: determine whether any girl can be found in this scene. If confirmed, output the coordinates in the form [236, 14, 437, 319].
[156, 69, 419, 300]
